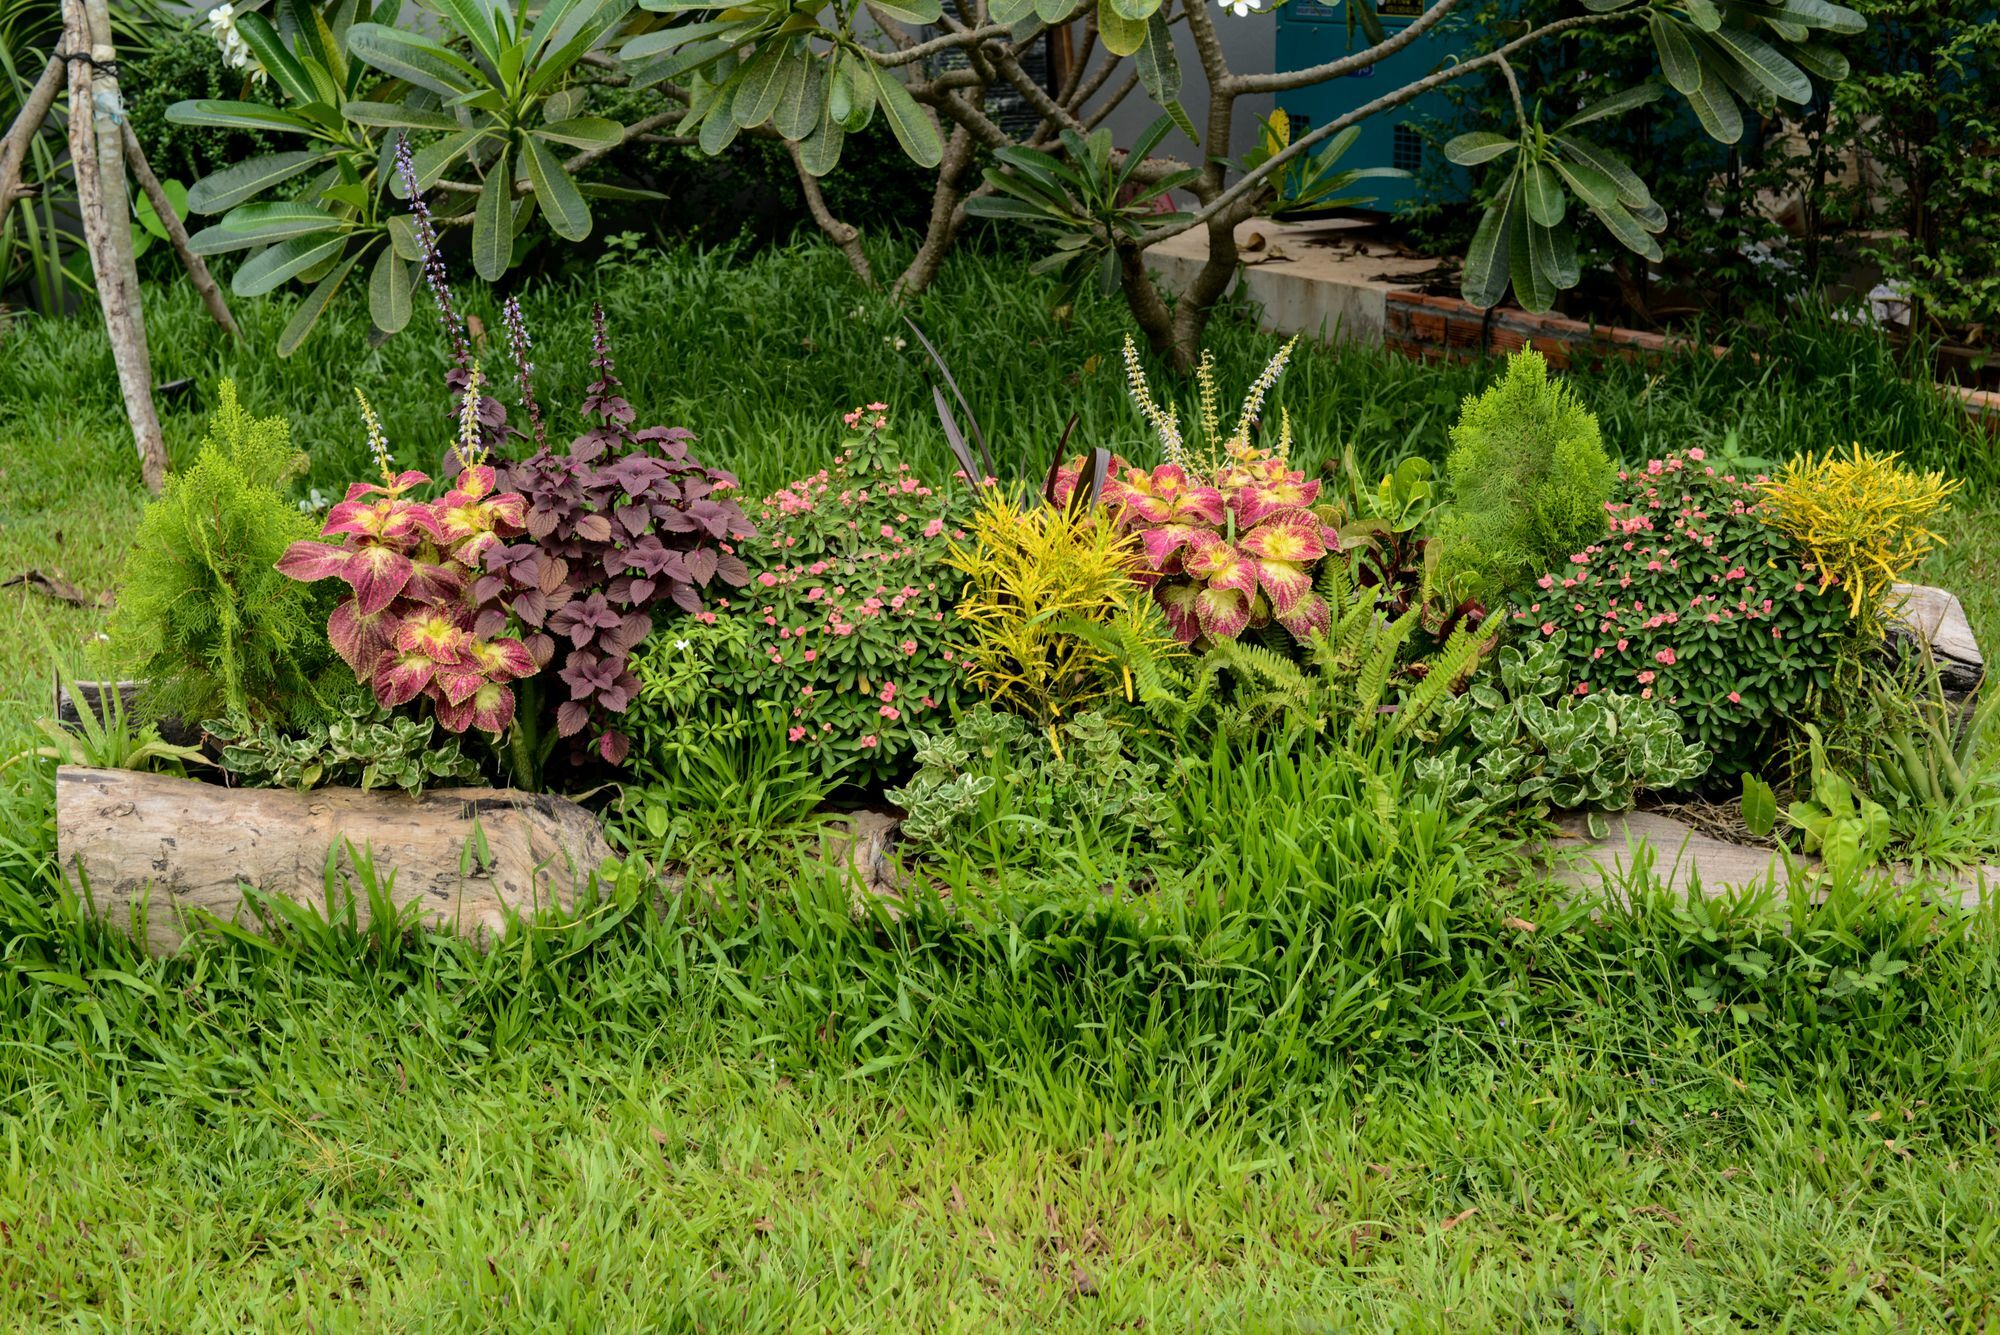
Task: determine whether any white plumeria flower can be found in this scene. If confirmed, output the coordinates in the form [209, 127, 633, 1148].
[1222, 0, 1265, 14]
[206, 5, 266, 81]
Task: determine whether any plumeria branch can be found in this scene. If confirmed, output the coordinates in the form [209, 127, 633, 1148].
[1144, 8, 1630, 246]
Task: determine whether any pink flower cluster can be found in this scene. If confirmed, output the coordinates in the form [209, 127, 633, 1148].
[1509, 450, 1848, 774]
[722, 406, 972, 775]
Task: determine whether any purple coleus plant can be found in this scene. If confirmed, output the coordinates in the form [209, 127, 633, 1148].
[472, 307, 756, 765]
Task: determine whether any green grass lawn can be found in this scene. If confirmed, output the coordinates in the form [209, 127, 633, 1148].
[9, 974, 1998, 1329]
[3, 239, 1999, 1329]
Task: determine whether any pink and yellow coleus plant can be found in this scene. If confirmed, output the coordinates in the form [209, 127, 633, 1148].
[1051, 336, 1341, 645]
[277, 389, 538, 735]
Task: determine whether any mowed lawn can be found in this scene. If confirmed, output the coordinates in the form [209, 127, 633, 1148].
[2, 245, 1999, 1330]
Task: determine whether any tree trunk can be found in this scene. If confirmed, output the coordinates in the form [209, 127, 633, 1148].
[122, 120, 241, 340]
[784, 139, 876, 288]
[1119, 243, 1185, 371]
[65, 0, 166, 493]
[1166, 215, 1243, 372]
[0, 53, 63, 220]
[891, 126, 978, 301]
[56, 767, 615, 953]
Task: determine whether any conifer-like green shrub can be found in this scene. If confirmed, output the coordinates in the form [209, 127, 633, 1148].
[1437, 350, 1615, 601]
[112, 382, 340, 726]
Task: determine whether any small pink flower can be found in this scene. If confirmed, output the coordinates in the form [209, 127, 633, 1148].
[1727, 691, 1742, 704]
[879, 683, 897, 703]
[1541, 622, 1556, 635]
[901, 639, 918, 655]
[879, 705, 900, 720]
[756, 572, 778, 587]
[1641, 687, 1653, 699]
[1638, 670, 1656, 684]
[1616, 638, 1629, 652]
[1655, 648, 1677, 666]
[788, 726, 807, 742]
[803, 649, 817, 663]
[1537, 575, 1555, 590]
[860, 735, 879, 749]
[1575, 682, 1590, 696]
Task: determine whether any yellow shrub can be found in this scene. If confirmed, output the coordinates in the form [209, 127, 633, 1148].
[1758, 444, 1959, 633]
[946, 488, 1173, 728]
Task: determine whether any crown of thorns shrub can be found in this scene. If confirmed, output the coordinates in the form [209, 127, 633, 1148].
[1512, 450, 1850, 780]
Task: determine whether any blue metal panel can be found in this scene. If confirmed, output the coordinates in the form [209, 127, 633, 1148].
[1272, 0, 1469, 212]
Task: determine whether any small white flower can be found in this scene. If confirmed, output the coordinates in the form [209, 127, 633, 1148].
[1222, 0, 1264, 14]
[674, 639, 690, 650]
[207, 5, 265, 80]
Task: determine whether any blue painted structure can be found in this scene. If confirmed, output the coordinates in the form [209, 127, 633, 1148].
[1272, 0, 1470, 213]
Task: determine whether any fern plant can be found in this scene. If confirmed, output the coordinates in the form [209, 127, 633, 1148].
[1116, 558, 1488, 746]
[112, 382, 341, 726]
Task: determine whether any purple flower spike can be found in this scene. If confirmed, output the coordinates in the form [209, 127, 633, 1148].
[502, 294, 546, 451]
[395, 132, 470, 371]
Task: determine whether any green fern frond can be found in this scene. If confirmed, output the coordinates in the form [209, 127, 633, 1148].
[1391, 623, 1490, 738]
[1352, 606, 1419, 729]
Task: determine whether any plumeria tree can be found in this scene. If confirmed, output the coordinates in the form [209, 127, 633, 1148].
[174, 0, 1863, 370]
[632, 0, 1864, 368]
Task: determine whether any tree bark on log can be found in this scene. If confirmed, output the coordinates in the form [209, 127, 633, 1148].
[56, 768, 615, 953]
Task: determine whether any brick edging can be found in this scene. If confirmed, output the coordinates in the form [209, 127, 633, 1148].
[1381, 290, 1999, 426]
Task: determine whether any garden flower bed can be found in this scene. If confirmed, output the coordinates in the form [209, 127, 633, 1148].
[33, 181, 2000, 954]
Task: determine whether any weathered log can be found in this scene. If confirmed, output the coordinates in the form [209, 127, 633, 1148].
[1888, 583, 1984, 695]
[56, 767, 615, 953]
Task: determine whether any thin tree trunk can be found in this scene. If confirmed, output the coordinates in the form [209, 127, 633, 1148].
[1119, 244, 1182, 369]
[0, 54, 63, 221]
[782, 140, 875, 288]
[122, 120, 241, 340]
[66, 0, 165, 492]
[1168, 215, 1243, 371]
[891, 126, 977, 301]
